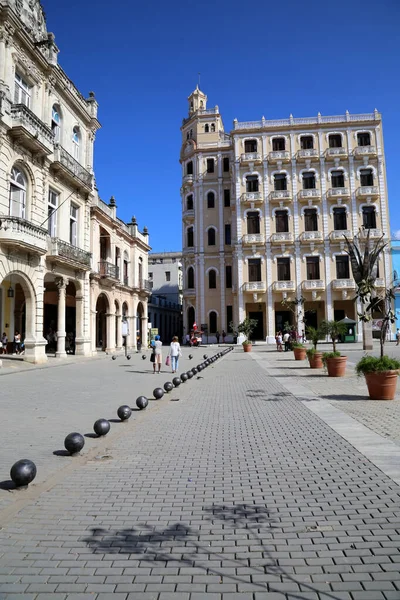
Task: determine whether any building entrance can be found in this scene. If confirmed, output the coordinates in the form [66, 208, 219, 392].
[248, 311, 264, 340]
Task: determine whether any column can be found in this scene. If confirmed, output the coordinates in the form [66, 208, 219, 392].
[141, 315, 148, 350]
[106, 312, 115, 353]
[56, 277, 67, 358]
[90, 279, 97, 354]
[75, 288, 85, 355]
[116, 313, 122, 350]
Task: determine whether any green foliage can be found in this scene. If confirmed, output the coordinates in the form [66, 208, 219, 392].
[242, 340, 252, 346]
[322, 351, 341, 366]
[292, 342, 305, 349]
[237, 318, 258, 343]
[320, 320, 347, 353]
[306, 347, 318, 358]
[355, 355, 400, 376]
[306, 326, 324, 350]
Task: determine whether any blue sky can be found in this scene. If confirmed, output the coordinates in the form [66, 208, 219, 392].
[43, 0, 400, 251]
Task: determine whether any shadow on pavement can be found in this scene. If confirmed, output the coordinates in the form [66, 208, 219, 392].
[321, 394, 369, 401]
[0, 480, 16, 490]
[53, 449, 70, 457]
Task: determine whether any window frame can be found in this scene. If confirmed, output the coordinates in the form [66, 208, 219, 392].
[207, 191, 215, 209]
[69, 203, 78, 246]
[206, 158, 215, 174]
[207, 227, 216, 246]
[14, 72, 31, 107]
[48, 189, 58, 237]
[336, 255, 350, 279]
[333, 207, 347, 231]
[9, 166, 27, 219]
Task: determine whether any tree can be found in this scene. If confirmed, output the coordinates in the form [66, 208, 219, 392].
[344, 229, 388, 351]
[234, 317, 258, 343]
[281, 296, 305, 338]
[320, 320, 348, 353]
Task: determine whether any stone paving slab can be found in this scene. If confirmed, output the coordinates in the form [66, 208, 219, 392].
[0, 350, 400, 598]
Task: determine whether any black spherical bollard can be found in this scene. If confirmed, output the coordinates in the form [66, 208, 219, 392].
[112, 355, 117, 360]
[197, 364, 202, 372]
[10, 459, 37, 487]
[172, 377, 181, 387]
[142, 354, 146, 360]
[64, 432, 85, 455]
[186, 371, 193, 379]
[203, 354, 208, 359]
[93, 419, 110, 437]
[192, 368, 198, 375]
[180, 373, 188, 382]
[136, 395, 148, 410]
[188, 354, 193, 359]
[117, 405, 132, 421]
[153, 387, 164, 400]
[127, 355, 131, 360]
[164, 381, 173, 393]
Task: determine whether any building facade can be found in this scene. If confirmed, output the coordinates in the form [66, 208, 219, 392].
[181, 87, 391, 343]
[148, 251, 183, 342]
[0, 0, 150, 361]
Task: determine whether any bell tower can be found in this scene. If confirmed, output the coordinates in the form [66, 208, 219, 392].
[188, 86, 207, 116]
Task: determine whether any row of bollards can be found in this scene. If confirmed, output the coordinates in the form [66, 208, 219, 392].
[9, 347, 233, 488]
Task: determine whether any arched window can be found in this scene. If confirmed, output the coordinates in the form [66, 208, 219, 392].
[186, 195, 193, 210]
[9, 166, 26, 218]
[208, 269, 217, 289]
[190, 129, 193, 138]
[123, 250, 129, 285]
[187, 161, 193, 175]
[51, 105, 61, 143]
[205, 124, 209, 133]
[186, 132, 189, 140]
[187, 226, 194, 247]
[72, 126, 80, 160]
[207, 228, 216, 246]
[187, 267, 194, 289]
[187, 306, 195, 331]
[211, 123, 215, 132]
[207, 191, 215, 209]
[209, 311, 217, 333]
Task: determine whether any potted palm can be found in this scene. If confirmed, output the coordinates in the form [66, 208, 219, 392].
[292, 341, 307, 360]
[236, 318, 258, 353]
[306, 326, 324, 368]
[320, 320, 348, 377]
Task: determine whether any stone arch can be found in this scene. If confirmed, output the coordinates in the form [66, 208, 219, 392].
[96, 292, 110, 351]
[187, 305, 195, 332]
[1, 270, 36, 345]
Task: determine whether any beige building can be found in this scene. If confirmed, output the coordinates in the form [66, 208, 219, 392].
[181, 87, 391, 343]
[0, 0, 150, 362]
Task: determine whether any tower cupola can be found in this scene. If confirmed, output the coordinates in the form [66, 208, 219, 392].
[188, 86, 207, 116]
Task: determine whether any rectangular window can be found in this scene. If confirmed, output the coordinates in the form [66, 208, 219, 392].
[331, 170, 345, 188]
[275, 210, 289, 233]
[224, 189, 231, 207]
[336, 255, 350, 279]
[223, 157, 230, 172]
[69, 204, 78, 246]
[304, 209, 318, 232]
[306, 257, 320, 280]
[148, 272, 153, 279]
[272, 138, 285, 151]
[362, 206, 377, 229]
[206, 158, 214, 173]
[187, 228, 194, 247]
[165, 271, 171, 282]
[360, 169, 374, 186]
[227, 305, 233, 332]
[247, 211, 260, 234]
[224, 224, 231, 245]
[357, 132, 371, 146]
[244, 140, 257, 153]
[246, 175, 259, 192]
[303, 173, 316, 189]
[225, 266, 232, 288]
[300, 136, 314, 149]
[48, 189, 58, 237]
[274, 174, 287, 191]
[14, 73, 31, 107]
[329, 134, 342, 148]
[248, 258, 261, 282]
[333, 207, 347, 230]
[277, 258, 291, 281]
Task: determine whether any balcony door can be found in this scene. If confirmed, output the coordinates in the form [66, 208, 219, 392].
[248, 259, 261, 282]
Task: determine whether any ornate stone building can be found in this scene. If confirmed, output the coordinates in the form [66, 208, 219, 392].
[0, 0, 150, 361]
[181, 87, 391, 343]
[148, 251, 183, 342]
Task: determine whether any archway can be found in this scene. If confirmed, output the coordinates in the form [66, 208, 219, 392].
[96, 293, 109, 351]
[43, 276, 77, 355]
[187, 306, 195, 332]
[137, 302, 144, 347]
[1, 271, 36, 354]
[115, 300, 120, 347]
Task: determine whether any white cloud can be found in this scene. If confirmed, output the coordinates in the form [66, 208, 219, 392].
[392, 230, 400, 240]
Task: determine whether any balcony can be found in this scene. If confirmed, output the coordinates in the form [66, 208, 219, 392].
[300, 231, 323, 242]
[298, 189, 321, 202]
[302, 280, 325, 291]
[269, 190, 292, 203]
[50, 238, 92, 269]
[330, 230, 352, 241]
[273, 281, 295, 292]
[182, 174, 194, 186]
[297, 148, 319, 161]
[242, 233, 265, 245]
[0, 216, 48, 254]
[375, 278, 385, 288]
[9, 104, 54, 156]
[268, 150, 290, 163]
[99, 260, 119, 280]
[183, 287, 196, 297]
[270, 232, 294, 244]
[356, 186, 379, 199]
[183, 208, 195, 220]
[359, 228, 383, 239]
[325, 147, 348, 159]
[242, 191, 263, 204]
[243, 281, 267, 293]
[332, 279, 356, 290]
[182, 246, 195, 255]
[140, 279, 152, 294]
[240, 152, 261, 164]
[52, 145, 92, 192]
[327, 187, 350, 199]
[353, 146, 377, 158]
[123, 276, 129, 286]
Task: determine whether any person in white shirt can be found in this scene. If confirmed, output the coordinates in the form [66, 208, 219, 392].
[169, 336, 182, 373]
[153, 335, 163, 374]
[283, 331, 290, 352]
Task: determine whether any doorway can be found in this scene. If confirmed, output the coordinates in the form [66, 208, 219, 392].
[248, 311, 264, 340]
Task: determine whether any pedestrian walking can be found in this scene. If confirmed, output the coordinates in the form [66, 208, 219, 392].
[169, 336, 182, 373]
[153, 335, 162, 374]
[1, 331, 8, 354]
[283, 331, 290, 352]
[222, 330, 226, 343]
[13, 330, 21, 355]
[397, 329, 400, 346]
[276, 331, 283, 352]
[215, 330, 220, 344]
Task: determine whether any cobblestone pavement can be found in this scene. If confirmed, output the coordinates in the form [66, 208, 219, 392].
[0, 349, 400, 599]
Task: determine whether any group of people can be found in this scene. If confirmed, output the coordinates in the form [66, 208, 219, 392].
[184, 330, 227, 346]
[150, 335, 182, 374]
[275, 330, 306, 352]
[0, 331, 23, 355]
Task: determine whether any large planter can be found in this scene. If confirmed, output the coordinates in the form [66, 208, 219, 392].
[326, 356, 347, 377]
[243, 344, 252, 353]
[293, 347, 307, 361]
[364, 371, 398, 400]
[308, 352, 323, 369]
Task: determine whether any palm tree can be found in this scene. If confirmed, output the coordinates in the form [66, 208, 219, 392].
[344, 228, 387, 351]
[320, 320, 348, 353]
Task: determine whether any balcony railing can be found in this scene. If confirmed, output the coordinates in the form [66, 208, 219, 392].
[332, 279, 356, 290]
[53, 144, 92, 190]
[375, 278, 385, 288]
[242, 191, 263, 203]
[0, 216, 48, 254]
[359, 228, 383, 239]
[330, 230, 352, 241]
[353, 146, 377, 158]
[327, 187, 350, 198]
[10, 103, 54, 155]
[183, 208, 195, 219]
[183, 288, 196, 296]
[325, 147, 348, 159]
[233, 112, 380, 130]
[123, 276, 129, 286]
[270, 232, 294, 244]
[182, 174, 194, 185]
[356, 186, 379, 198]
[51, 238, 91, 267]
[242, 233, 265, 245]
[141, 279, 152, 292]
[301, 231, 323, 242]
[273, 281, 295, 291]
[298, 189, 321, 201]
[269, 190, 292, 202]
[269, 150, 290, 162]
[240, 152, 261, 164]
[243, 281, 267, 292]
[297, 149, 319, 160]
[99, 260, 119, 279]
[302, 280, 325, 291]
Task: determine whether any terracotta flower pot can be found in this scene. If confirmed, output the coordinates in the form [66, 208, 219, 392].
[326, 356, 347, 377]
[364, 371, 398, 400]
[293, 347, 306, 361]
[309, 352, 323, 369]
[243, 344, 252, 353]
